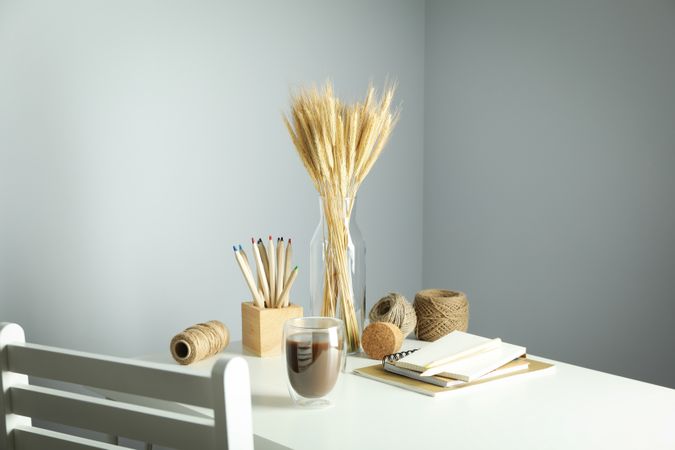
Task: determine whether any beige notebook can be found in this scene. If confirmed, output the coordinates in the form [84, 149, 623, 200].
[354, 357, 554, 397]
[419, 341, 527, 381]
[395, 331, 501, 372]
[385, 357, 530, 387]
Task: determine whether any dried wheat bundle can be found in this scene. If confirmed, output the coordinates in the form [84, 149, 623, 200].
[283, 81, 399, 351]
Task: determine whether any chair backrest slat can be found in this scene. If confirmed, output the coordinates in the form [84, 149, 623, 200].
[0, 322, 254, 450]
[8, 343, 213, 408]
[13, 425, 129, 450]
[0, 323, 31, 450]
[10, 384, 214, 450]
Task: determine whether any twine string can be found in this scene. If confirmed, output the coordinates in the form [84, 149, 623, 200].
[170, 320, 229, 365]
[368, 292, 417, 338]
[414, 289, 469, 341]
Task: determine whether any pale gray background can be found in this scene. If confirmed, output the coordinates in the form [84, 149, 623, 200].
[424, 0, 675, 389]
[1, 0, 673, 409]
[0, 1, 424, 354]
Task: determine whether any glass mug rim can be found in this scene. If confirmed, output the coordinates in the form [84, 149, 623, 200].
[285, 316, 344, 331]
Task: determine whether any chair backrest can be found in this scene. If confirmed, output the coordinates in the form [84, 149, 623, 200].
[0, 323, 253, 450]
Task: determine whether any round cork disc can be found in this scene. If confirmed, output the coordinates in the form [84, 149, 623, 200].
[362, 322, 403, 360]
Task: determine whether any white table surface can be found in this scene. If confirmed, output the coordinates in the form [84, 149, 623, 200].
[133, 340, 675, 450]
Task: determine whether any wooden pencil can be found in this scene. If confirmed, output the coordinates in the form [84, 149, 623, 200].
[266, 235, 276, 307]
[279, 266, 298, 308]
[258, 239, 272, 307]
[234, 246, 264, 308]
[237, 245, 264, 307]
[285, 238, 293, 282]
[251, 238, 270, 305]
[238, 246, 249, 265]
[276, 238, 285, 306]
[258, 239, 270, 281]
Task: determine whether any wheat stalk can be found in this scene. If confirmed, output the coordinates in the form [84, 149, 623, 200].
[283, 81, 399, 351]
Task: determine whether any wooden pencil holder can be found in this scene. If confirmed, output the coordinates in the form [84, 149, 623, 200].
[241, 302, 303, 357]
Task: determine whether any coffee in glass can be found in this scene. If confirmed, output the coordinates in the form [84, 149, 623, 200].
[283, 317, 345, 407]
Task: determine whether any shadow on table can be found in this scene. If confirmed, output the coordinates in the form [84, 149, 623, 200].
[252, 393, 294, 409]
[254, 434, 293, 450]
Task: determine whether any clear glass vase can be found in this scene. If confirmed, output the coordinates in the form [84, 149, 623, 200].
[310, 196, 366, 354]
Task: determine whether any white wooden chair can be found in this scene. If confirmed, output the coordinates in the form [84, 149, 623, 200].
[0, 322, 254, 450]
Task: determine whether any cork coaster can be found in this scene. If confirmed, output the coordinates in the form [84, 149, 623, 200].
[362, 322, 403, 360]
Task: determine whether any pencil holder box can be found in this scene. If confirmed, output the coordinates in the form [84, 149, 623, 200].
[241, 302, 303, 357]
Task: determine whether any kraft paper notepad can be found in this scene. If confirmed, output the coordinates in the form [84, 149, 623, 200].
[354, 357, 554, 397]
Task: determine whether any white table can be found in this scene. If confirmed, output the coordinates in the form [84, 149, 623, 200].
[127, 340, 675, 450]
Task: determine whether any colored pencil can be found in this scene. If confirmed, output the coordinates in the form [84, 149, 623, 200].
[257, 239, 271, 306]
[279, 266, 299, 307]
[234, 235, 298, 308]
[285, 238, 293, 282]
[276, 238, 285, 306]
[267, 235, 276, 306]
[234, 246, 264, 308]
[238, 245, 249, 266]
[252, 238, 270, 304]
[238, 245, 264, 307]
[257, 239, 270, 279]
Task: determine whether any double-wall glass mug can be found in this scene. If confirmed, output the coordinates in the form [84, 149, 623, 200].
[283, 317, 345, 408]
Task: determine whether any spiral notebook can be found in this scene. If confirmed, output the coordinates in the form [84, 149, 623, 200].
[354, 357, 554, 397]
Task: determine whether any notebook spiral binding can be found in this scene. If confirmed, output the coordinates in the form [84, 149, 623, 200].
[381, 348, 420, 367]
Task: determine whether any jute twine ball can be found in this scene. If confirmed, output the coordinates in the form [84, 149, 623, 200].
[368, 292, 417, 338]
[170, 320, 230, 365]
[414, 289, 469, 341]
[361, 322, 403, 360]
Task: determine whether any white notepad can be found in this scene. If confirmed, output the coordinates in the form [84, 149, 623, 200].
[384, 357, 530, 387]
[395, 331, 501, 372]
[420, 341, 526, 381]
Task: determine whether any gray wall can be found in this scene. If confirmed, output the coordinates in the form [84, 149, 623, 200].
[0, 0, 425, 355]
[2, 0, 674, 393]
[424, 0, 675, 388]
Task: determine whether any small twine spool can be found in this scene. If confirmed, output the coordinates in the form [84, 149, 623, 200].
[414, 289, 469, 342]
[170, 320, 230, 365]
[361, 322, 403, 360]
[368, 292, 417, 338]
